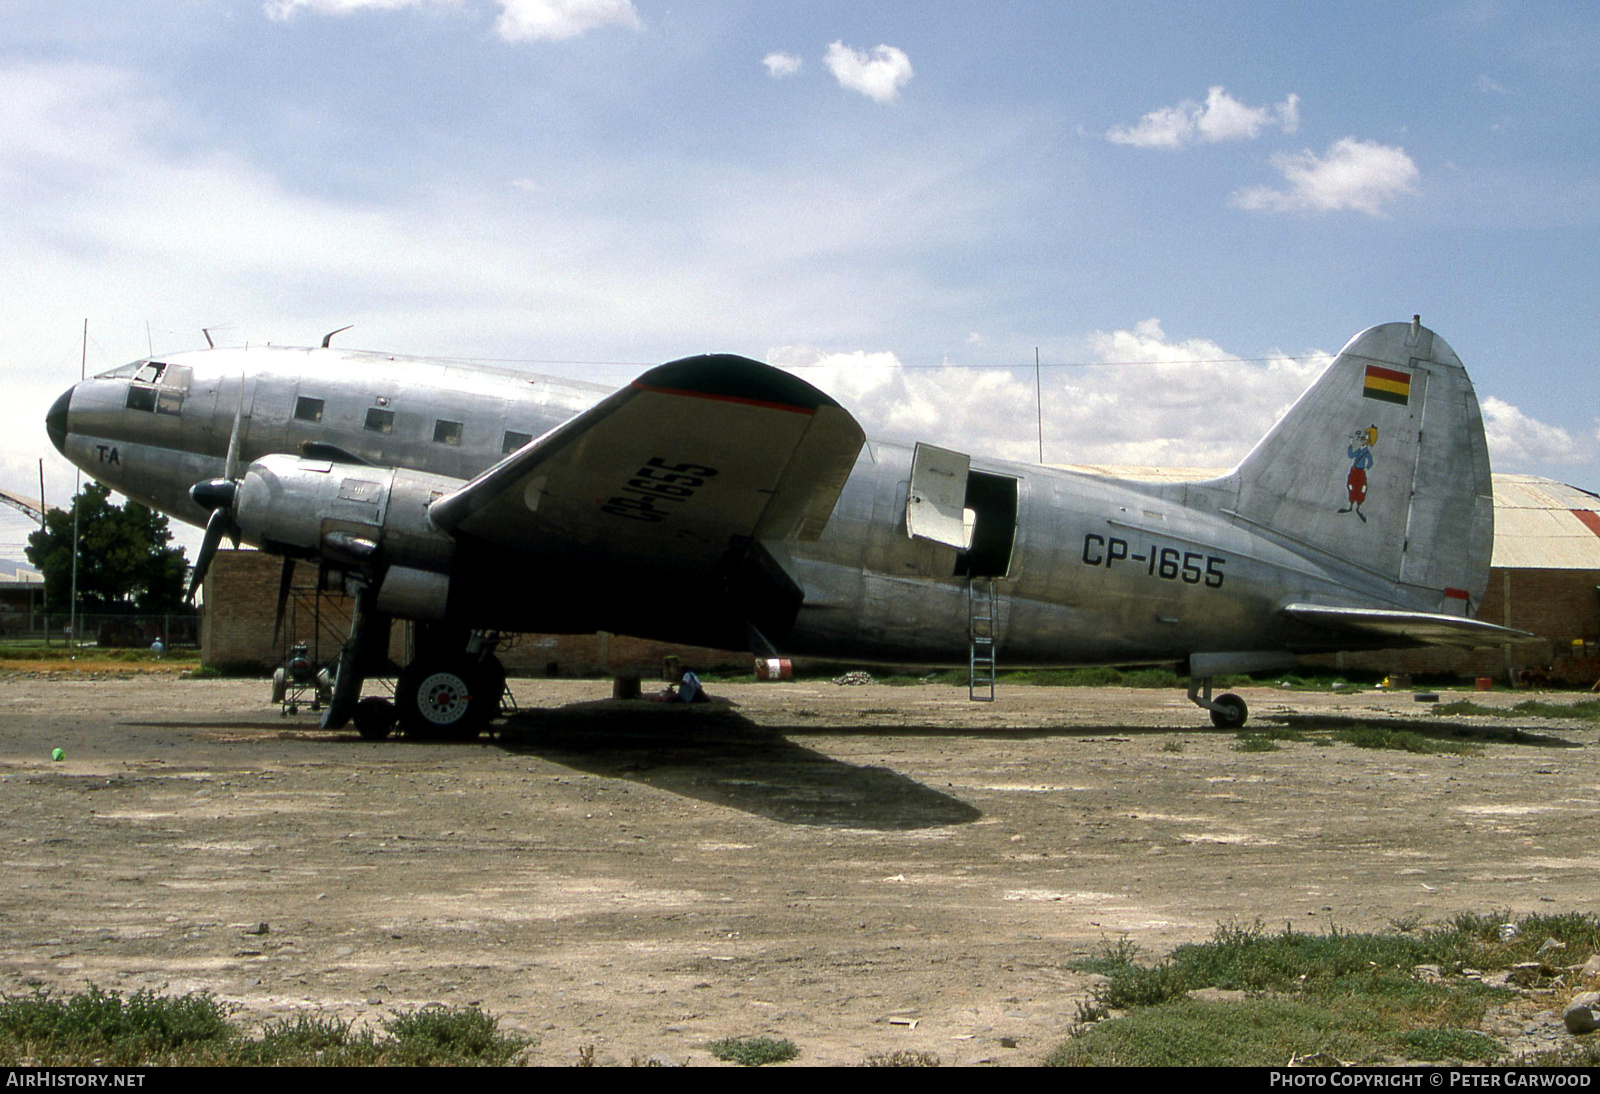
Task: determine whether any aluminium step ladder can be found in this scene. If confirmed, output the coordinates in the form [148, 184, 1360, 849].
[968, 577, 997, 701]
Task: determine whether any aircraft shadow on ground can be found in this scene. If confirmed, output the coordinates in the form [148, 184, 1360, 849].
[1267, 712, 1584, 748]
[125, 719, 319, 732]
[494, 700, 982, 831]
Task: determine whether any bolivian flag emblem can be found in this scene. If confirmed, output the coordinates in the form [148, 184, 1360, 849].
[1362, 364, 1411, 406]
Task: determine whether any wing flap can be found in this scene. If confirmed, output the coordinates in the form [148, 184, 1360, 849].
[1283, 603, 1533, 649]
[429, 355, 865, 580]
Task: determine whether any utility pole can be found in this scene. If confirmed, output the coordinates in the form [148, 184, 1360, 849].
[69, 319, 84, 654]
[37, 459, 47, 643]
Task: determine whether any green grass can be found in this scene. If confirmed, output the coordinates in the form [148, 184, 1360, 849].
[1435, 699, 1600, 721]
[864, 1049, 940, 1066]
[0, 645, 198, 662]
[1052, 913, 1600, 1067]
[0, 989, 527, 1066]
[707, 1035, 799, 1066]
[1396, 1028, 1503, 1062]
[1332, 725, 1483, 755]
[1232, 734, 1281, 752]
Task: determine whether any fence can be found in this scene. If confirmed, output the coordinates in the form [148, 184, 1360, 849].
[0, 612, 199, 648]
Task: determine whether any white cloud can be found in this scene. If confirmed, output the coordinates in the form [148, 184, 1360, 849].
[493, 0, 642, 42]
[0, 59, 1029, 525]
[264, 0, 643, 42]
[1107, 104, 1194, 149]
[823, 42, 913, 104]
[1107, 87, 1299, 149]
[770, 320, 1327, 468]
[1477, 75, 1510, 95]
[1233, 138, 1419, 216]
[763, 52, 802, 79]
[264, 0, 461, 19]
[1481, 397, 1585, 466]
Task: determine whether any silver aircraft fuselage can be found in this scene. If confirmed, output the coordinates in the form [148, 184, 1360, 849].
[49, 341, 1452, 669]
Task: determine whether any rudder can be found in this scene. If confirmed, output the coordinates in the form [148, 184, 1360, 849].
[1224, 320, 1494, 615]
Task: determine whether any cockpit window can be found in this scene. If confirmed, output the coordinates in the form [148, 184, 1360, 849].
[121, 361, 190, 414]
[96, 361, 146, 379]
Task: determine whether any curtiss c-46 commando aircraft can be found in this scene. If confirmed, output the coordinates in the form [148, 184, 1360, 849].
[45, 317, 1526, 737]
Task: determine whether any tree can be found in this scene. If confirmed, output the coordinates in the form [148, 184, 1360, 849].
[25, 482, 191, 613]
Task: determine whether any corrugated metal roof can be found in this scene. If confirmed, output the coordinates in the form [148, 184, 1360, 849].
[1487, 473, 1600, 569]
[1062, 466, 1600, 570]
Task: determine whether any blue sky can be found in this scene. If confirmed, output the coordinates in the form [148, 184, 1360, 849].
[3, 0, 1598, 560]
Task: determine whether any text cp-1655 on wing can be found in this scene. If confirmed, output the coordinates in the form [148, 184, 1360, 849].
[601, 457, 720, 523]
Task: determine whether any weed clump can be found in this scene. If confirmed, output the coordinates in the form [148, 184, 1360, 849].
[863, 1049, 940, 1066]
[1334, 725, 1481, 755]
[1052, 913, 1600, 1067]
[708, 1035, 799, 1066]
[0, 989, 527, 1067]
[0, 987, 234, 1065]
[382, 1005, 527, 1066]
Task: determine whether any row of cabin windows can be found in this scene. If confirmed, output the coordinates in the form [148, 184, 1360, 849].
[294, 395, 532, 454]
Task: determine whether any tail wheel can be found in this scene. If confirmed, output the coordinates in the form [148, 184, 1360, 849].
[1209, 692, 1249, 729]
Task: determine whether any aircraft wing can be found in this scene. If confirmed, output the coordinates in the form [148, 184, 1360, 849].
[428, 354, 866, 581]
[1282, 604, 1534, 648]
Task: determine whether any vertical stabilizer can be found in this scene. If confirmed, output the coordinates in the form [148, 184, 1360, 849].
[1226, 321, 1494, 614]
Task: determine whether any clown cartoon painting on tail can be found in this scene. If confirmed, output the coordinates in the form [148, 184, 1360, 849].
[1339, 425, 1377, 522]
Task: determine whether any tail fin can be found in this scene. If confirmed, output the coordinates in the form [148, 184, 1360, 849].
[1225, 320, 1494, 614]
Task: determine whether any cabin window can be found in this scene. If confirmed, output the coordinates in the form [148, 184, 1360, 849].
[295, 396, 325, 423]
[433, 419, 463, 446]
[502, 430, 532, 454]
[364, 408, 394, 434]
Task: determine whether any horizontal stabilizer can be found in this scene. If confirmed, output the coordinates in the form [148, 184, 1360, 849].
[1282, 604, 1532, 649]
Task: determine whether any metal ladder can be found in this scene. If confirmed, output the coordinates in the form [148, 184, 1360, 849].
[968, 577, 997, 701]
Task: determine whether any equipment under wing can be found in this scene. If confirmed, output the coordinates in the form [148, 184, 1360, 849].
[1282, 603, 1533, 649]
[428, 354, 866, 581]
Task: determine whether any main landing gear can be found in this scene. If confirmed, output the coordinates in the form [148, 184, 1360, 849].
[323, 600, 507, 742]
[394, 647, 506, 740]
[1188, 676, 1249, 728]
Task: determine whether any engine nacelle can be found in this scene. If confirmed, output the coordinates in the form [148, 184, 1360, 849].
[233, 455, 460, 607]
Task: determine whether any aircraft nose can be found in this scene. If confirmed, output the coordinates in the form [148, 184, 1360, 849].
[46, 385, 73, 456]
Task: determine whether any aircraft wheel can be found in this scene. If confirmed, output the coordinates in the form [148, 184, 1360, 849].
[1209, 692, 1249, 729]
[270, 667, 287, 705]
[353, 696, 396, 741]
[398, 659, 488, 740]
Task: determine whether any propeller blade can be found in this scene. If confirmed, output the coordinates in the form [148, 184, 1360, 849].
[272, 556, 294, 646]
[187, 506, 229, 603]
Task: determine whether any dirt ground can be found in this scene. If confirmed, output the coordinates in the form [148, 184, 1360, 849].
[0, 672, 1596, 1066]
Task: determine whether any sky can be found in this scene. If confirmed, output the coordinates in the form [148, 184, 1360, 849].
[2, 0, 1598, 563]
